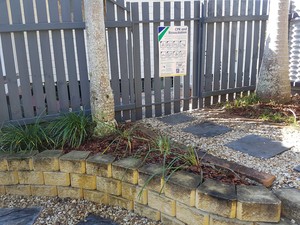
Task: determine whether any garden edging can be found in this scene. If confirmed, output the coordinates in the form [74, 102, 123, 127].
[0, 150, 295, 225]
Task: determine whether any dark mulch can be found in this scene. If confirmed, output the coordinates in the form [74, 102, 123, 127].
[223, 94, 300, 123]
[64, 123, 253, 186]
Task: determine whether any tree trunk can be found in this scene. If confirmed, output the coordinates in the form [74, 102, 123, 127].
[84, 0, 116, 136]
[256, 0, 291, 103]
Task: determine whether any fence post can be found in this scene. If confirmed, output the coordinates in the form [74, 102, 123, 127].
[84, 0, 116, 136]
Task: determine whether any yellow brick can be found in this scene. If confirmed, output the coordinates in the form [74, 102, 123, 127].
[0, 171, 19, 185]
[148, 191, 176, 217]
[0, 186, 5, 195]
[0, 158, 8, 171]
[134, 203, 161, 221]
[122, 182, 147, 204]
[86, 153, 115, 178]
[18, 171, 44, 185]
[176, 201, 209, 225]
[138, 173, 164, 193]
[44, 172, 70, 186]
[108, 195, 133, 210]
[33, 150, 63, 171]
[31, 185, 57, 197]
[57, 186, 83, 199]
[161, 213, 185, 225]
[96, 176, 121, 196]
[5, 185, 31, 196]
[84, 190, 107, 204]
[210, 215, 254, 225]
[70, 173, 96, 190]
[60, 160, 86, 174]
[59, 151, 90, 174]
[6, 151, 38, 171]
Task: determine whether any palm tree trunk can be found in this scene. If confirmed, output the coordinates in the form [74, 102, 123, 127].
[256, 0, 291, 103]
[84, 0, 116, 136]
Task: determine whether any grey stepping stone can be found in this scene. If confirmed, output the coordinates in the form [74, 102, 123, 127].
[0, 207, 42, 225]
[226, 135, 292, 159]
[294, 165, 300, 172]
[182, 121, 231, 137]
[77, 214, 120, 225]
[158, 114, 194, 125]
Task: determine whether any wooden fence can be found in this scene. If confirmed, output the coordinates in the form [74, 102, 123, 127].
[0, 0, 269, 124]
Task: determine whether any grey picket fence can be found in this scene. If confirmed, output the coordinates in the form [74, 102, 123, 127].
[0, 0, 269, 125]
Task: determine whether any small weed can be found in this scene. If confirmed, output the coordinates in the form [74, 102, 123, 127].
[47, 111, 93, 149]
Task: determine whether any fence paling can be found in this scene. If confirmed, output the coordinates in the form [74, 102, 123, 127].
[153, 2, 162, 117]
[142, 2, 153, 118]
[48, 0, 69, 113]
[11, 0, 34, 119]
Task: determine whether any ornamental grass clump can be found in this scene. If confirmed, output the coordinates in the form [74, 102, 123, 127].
[0, 121, 53, 153]
[47, 111, 93, 149]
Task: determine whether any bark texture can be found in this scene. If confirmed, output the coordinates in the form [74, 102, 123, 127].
[256, 0, 291, 103]
[84, 0, 115, 136]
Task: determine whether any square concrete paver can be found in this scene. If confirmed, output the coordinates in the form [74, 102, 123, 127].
[0, 207, 42, 225]
[158, 113, 194, 125]
[226, 135, 293, 159]
[294, 165, 300, 172]
[182, 121, 231, 137]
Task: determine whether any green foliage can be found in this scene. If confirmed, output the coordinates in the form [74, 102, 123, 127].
[47, 111, 93, 149]
[225, 94, 260, 109]
[183, 146, 201, 168]
[0, 122, 53, 153]
[259, 111, 295, 123]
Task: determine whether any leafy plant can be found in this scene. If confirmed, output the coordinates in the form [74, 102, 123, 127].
[102, 123, 149, 155]
[47, 111, 93, 149]
[0, 122, 53, 153]
[259, 111, 295, 123]
[225, 93, 260, 109]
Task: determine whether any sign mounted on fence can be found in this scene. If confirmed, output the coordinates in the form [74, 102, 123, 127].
[158, 26, 188, 77]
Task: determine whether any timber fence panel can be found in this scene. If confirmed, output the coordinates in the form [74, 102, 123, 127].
[228, 0, 239, 101]
[153, 2, 162, 117]
[0, 53, 10, 121]
[236, 0, 247, 98]
[61, 1, 81, 111]
[36, 0, 58, 115]
[117, 0, 130, 121]
[212, 0, 223, 104]
[24, 0, 47, 116]
[183, 1, 191, 111]
[173, 1, 181, 113]
[10, 0, 34, 118]
[1, 0, 23, 120]
[48, 0, 69, 113]
[220, 0, 231, 102]
[204, 0, 214, 106]
[163, 1, 172, 115]
[74, 0, 90, 111]
[131, 2, 143, 120]
[142, 2, 153, 118]
[107, 0, 122, 121]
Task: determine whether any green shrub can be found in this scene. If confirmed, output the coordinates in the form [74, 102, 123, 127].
[47, 111, 93, 149]
[0, 122, 53, 153]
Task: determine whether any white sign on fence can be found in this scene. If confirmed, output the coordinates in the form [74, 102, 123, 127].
[158, 26, 188, 77]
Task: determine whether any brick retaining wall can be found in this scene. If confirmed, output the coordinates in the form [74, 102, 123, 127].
[0, 150, 284, 225]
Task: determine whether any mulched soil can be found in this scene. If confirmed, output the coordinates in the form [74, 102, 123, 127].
[221, 94, 300, 123]
[65, 123, 253, 186]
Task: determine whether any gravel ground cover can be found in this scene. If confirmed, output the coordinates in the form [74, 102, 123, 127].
[0, 195, 162, 225]
[141, 108, 300, 190]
